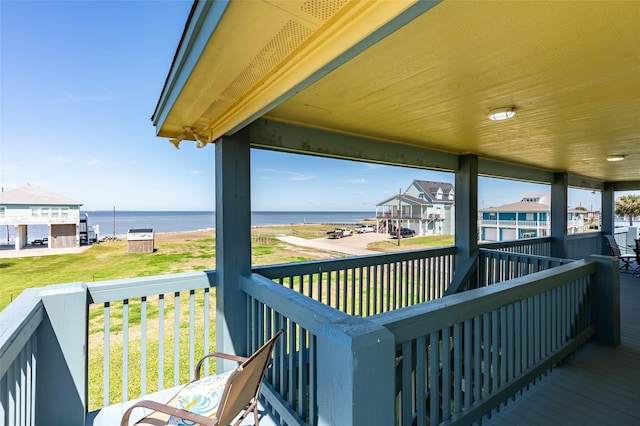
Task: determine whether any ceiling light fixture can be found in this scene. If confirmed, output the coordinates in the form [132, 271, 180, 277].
[606, 155, 625, 162]
[489, 107, 516, 121]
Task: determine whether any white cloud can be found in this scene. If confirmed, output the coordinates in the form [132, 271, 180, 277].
[288, 172, 314, 181]
[191, 170, 203, 175]
[349, 178, 368, 184]
[87, 158, 104, 165]
[53, 156, 73, 163]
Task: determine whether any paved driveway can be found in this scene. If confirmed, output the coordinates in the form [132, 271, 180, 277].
[277, 232, 387, 256]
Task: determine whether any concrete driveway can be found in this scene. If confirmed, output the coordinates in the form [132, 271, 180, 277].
[277, 232, 389, 256]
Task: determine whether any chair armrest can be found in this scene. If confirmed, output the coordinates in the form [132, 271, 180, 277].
[120, 399, 217, 426]
[195, 352, 249, 380]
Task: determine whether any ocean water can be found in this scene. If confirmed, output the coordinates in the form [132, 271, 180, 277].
[0, 211, 374, 242]
[0, 211, 637, 243]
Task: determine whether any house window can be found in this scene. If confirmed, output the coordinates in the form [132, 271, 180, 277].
[61, 207, 69, 217]
[0, 207, 4, 217]
[32, 207, 39, 217]
[526, 213, 534, 221]
[41, 208, 50, 217]
[51, 208, 59, 218]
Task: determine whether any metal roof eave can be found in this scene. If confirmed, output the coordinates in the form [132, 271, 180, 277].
[151, 0, 230, 132]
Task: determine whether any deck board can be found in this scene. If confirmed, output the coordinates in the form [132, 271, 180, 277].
[484, 272, 640, 426]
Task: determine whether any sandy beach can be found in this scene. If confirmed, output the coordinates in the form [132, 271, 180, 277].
[0, 228, 390, 259]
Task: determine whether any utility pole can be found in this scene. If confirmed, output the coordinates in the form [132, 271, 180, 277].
[397, 188, 401, 246]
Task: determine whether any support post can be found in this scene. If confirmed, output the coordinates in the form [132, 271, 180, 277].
[36, 283, 88, 424]
[316, 317, 395, 426]
[455, 154, 478, 288]
[601, 182, 615, 255]
[587, 255, 620, 347]
[215, 130, 251, 367]
[551, 172, 568, 258]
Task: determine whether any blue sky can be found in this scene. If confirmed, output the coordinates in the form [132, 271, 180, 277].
[0, 1, 609, 212]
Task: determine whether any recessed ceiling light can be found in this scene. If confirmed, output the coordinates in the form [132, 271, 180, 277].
[489, 107, 516, 121]
[606, 155, 625, 162]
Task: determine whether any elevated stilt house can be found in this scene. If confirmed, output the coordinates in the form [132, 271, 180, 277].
[0, 185, 84, 250]
[2, 1, 640, 425]
[376, 180, 455, 236]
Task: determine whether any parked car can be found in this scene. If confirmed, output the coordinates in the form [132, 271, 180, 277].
[327, 228, 353, 239]
[355, 224, 376, 233]
[391, 227, 415, 238]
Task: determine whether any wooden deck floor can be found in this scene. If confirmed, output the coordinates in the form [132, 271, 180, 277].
[484, 272, 640, 426]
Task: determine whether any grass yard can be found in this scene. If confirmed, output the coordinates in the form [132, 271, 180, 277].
[1, 226, 453, 411]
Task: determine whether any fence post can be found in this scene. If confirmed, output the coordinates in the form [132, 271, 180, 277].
[316, 316, 395, 425]
[587, 255, 620, 347]
[36, 282, 88, 424]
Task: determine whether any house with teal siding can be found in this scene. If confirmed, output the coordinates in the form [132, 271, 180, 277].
[479, 192, 586, 242]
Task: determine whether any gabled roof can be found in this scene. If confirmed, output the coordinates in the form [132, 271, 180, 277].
[413, 180, 454, 196]
[0, 185, 82, 206]
[412, 180, 454, 204]
[481, 201, 550, 212]
[376, 193, 425, 207]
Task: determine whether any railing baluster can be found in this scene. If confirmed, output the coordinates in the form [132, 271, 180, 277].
[189, 289, 195, 379]
[173, 291, 180, 386]
[203, 288, 210, 377]
[122, 299, 129, 402]
[141, 296, 147, 396]
[103, 301, 110, 406]
[158, 294, 164, 390]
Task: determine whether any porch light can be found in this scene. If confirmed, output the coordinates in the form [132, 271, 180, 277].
[606, 155, 625, 162]
[488, 107, 516, 121]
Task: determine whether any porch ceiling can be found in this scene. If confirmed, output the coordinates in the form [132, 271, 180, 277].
[154, 0, 640, 184]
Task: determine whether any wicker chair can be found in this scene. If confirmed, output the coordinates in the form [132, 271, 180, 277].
[121, 329, 283, 426]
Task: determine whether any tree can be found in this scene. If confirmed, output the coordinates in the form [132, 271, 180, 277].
[615, 194, 640, 226]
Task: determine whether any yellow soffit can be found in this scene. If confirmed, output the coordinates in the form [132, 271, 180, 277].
[169, 0, 420, 142]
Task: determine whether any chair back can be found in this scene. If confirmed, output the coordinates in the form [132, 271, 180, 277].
[216, 330, 283, 425]
[603, 234, 622, 256]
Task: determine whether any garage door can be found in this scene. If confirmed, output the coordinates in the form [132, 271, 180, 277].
[483, 228, 497, 241]
[501, 229, 517, 241]
[51, 224, 76, 248]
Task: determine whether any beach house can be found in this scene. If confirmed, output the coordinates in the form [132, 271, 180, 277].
[376, 180, 454, 236]
[479, 192, 587, 242]
[0, 185, 85, 250]
[2, 2, 640, 426]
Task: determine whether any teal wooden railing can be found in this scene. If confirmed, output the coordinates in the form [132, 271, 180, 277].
[2, 246, 618, 426]
[86, 272, 217, 408]
[254, 247, 456, 316]
[479, 236, 553, 256]
[371, 256, 617, 426]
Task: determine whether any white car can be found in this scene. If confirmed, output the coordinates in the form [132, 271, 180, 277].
[355, 225, 375, 233]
